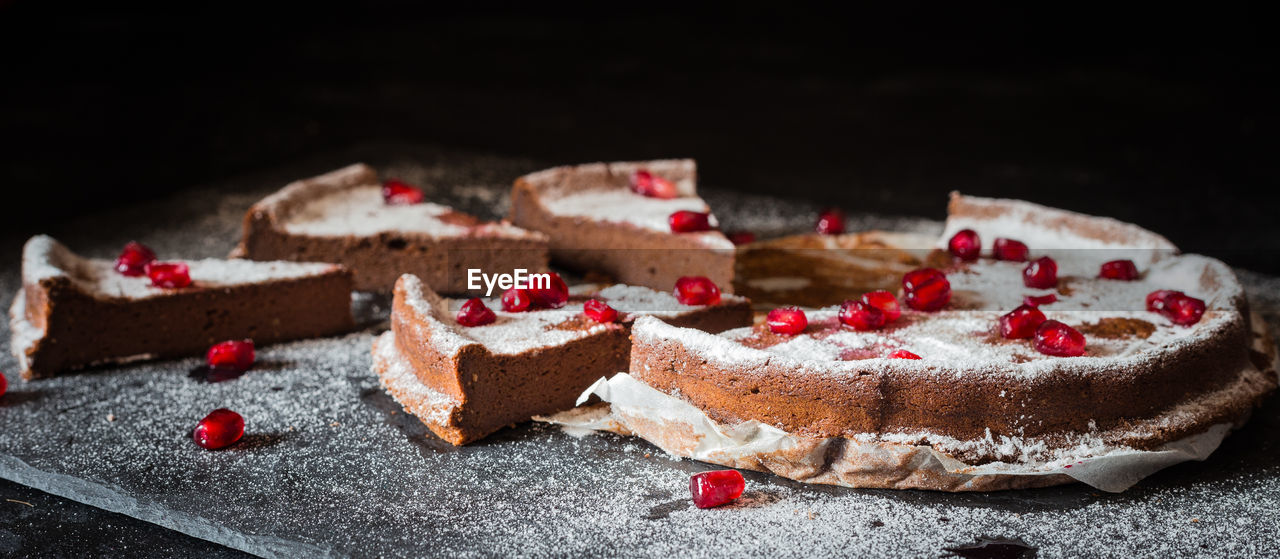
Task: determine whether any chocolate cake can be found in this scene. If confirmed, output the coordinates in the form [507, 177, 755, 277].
[508, 159, 736, 292]
[232, 163, 550, 293]
[10, 235, 355, 380]
[371, 274, 751, 445]
[557, 194, 1278, 491]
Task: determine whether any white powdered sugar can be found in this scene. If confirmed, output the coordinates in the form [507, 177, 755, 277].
[594, 284, 748, 319]
[281, 185, 472, 237]
[372, 330, 459, 426]
[541, 189, 735, 249]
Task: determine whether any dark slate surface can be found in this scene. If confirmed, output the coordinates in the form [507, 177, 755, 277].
[1, 146, 1278, 558]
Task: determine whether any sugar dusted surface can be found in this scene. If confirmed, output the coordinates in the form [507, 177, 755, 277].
[282, 184, 470, 237]
[373, 331, 458, 426]
[541, 188, 734, 249]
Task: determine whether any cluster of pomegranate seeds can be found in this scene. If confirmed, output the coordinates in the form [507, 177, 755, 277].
[992, 238, 1029, 262]
[889, 349, 921, 359]
[689, 469, 745, 509]
[766, 306, 808, 335]
[1023, 293, 1058, 307]
[674, 276, 721, 306]
[583, 299, 618, 323]
[947, 229, 981, 261]
[192, 408, 245, 450]
[528, 272, 569, 309]
[814, 208, 845, 235]
[838, 300, 885, 331]
[1034, 320, 1086, 356]
[668, 210, 713, 233]
[902, 268, 951, 312]
[726, 231, 756, 245]
[1099, 259, 1140, 280]
[114, 242, 157, 276]
[629, 169, 677, 199]
[501, 288, 532, 312]
[206, 339, 255, 372]
[381, 178, 425, 205]
[999, 305, 1047, 339]
[145, 262, 192, 288]
[1147, 290, 1206, 326]
[456, 298, 497, 326]
[1022, 256, 1058, 289]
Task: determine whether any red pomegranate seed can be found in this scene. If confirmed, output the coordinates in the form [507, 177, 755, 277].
[839, 300, 886, 331]
[583, 299, 618, 323]
[1146, 290, 1182, 312]
[629, 169, 678, 199]
[528, 272, 569, 309]
[1034, 320, 1086, 357]
[727, 231, 756, 245]
[902, 268, 951, 312]
[674, 276, 722, 306]
[145, 262, 191, 288]
[690, 469, 745, 509]
[381, 178, 425, 205]
[206, 339, 255, 372]
[1023, 293, 1058, 307]
[766, 307, 808, 335]
[890, 349, 922, 359]
[114, 241, 157, 276]
[999, 304, 1048, 339]
[1022, 256, 1058, 289]
[947, 229, 981, 261]
[1160, 293, 1206, 326]
[1, 372, 7, 398]
[861, 290, 902, 322]
[669, 210, 713, 233]
[192, 408, 245, 450]
[1099, 259, 1140, 280]
[815, 208, 845, 235]
[993, 238, 1029, 261]
[501, 288, 532, 312]
[456, 298, 496, 327]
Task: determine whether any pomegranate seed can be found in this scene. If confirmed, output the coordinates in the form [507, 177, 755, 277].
[727, 231, 756, 245]
[583, 299, 618, 323]
[1099, 259, 1140, 280]
[456, 298, 496, 327]
[766, 307, 808, 335]
[815, 208, 845, 235]
[669, 210, 713, 233]
[629, 169, 678, 199]
[501, 288, 532, 312]
[1146, 290, 1183, 312]
[1022, 256, 1058, 289]
[145, 262, 191, 288]
[381, 178, 425, 205]
[861, 290, 901, 322]
[1, 372, 7, 399]
[528, 272, 569, 309]
[993, 238, 1029, 261]
[206, 339, 255, 372]
[1023, 293, 1058, 307]
[999, 305, 1047, 339]
[114, 241, 157, 276]
[674, 276, 722, 306]
[690, 469, 745, 509]
[1160, 293, 1206, 326]
[1034, 320, 1086, 357]
[890, 349, 922, 359]
[947, 229, 981, 261]
[902, 268, 951, 312]
[839, 300, 886, 331]
[193, 408, 245, 450]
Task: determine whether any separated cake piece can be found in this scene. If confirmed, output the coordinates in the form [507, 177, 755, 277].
[10, 236, 355, 380]
[233, 163, 549, 293]
[372, 273, 750, 445]
[509, 159, 735, 292]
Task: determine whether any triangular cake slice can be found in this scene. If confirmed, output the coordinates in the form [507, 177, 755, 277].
[233, 163, 550, 293]
[509, 159, 735, 292]
[10, 235, 355, 379]
[371, 273, 751, 445]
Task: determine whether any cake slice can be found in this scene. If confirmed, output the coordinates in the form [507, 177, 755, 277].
[232, 163, 550, 293]
[509, 159, 735, 292]
[372, 273, 751, 445]
[10, 235, 355, 380]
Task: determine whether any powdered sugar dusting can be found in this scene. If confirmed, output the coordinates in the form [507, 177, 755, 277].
[372, 330, 458, 426]
[282, 185, 470, 237]
[542, 189, 734, 249]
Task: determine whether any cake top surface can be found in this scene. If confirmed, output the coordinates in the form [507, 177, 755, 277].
[22, 235, 341, 300]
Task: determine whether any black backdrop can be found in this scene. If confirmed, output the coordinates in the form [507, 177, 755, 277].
[3, 4, 1276, 272]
